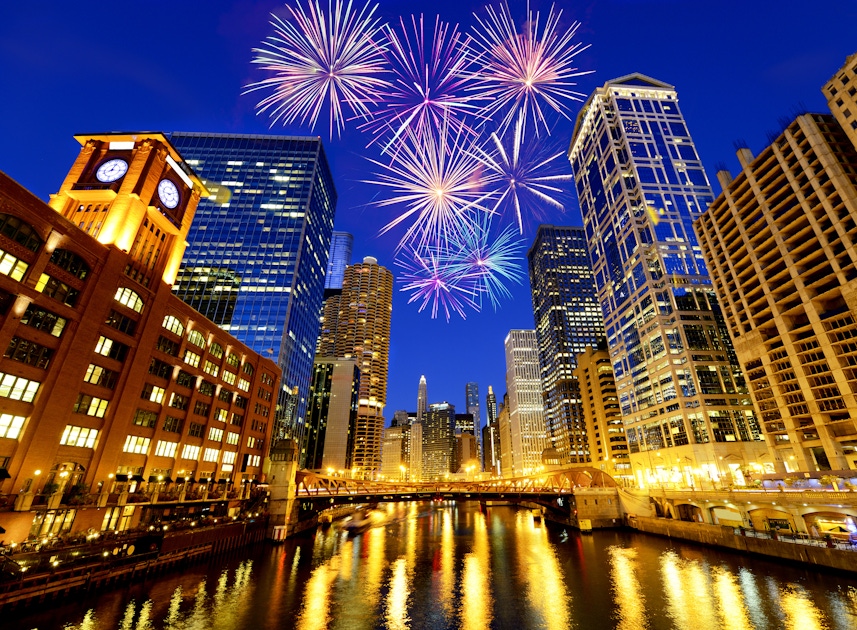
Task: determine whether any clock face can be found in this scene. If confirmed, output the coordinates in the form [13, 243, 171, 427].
[158, 179, 180, 209]
[95, 158, 128, 183]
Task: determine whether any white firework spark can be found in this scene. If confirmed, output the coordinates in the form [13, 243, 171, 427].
[245, 0, 390, 138]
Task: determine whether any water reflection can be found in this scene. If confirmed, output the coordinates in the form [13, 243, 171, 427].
[608, 546, 648, 630]
[460, 510, 492, 630]
[778, 585, 828, 630]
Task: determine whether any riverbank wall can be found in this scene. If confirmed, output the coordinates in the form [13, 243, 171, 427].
[0, 518, 268, 611]
[630, 515, 857, 573]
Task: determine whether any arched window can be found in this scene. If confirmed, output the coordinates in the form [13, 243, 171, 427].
[49, 249, 89, 279]
[187, 329, 206, 348]
[242, 362, 254, 376]
[209, 342, 224, 359]
[162, 315, 185, 336]
[0, 213, 42, 252]
[226, 353, 240, 368]
[114, 287, 144, 313]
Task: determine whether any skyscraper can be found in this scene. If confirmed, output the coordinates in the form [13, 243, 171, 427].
[505, 330, 548, 476]
[694, 54, 857, 474]
[303, 358, 360, 471]
[568, 75, 765, 488]
[417, 375, 427, 423]
[317, 256, 393, 477]
[324, 231, 353, 295]
[482, 385, 501, 474]
[168, 132, 337, 444]
[528, 224, 604, 465]
[422, 402, 456, 479]
[465, 382, 480, 429]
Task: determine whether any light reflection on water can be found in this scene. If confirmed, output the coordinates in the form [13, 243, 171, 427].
[27, 503, 857, 629]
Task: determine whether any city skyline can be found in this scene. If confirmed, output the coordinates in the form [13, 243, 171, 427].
[1, 1, 855, 420]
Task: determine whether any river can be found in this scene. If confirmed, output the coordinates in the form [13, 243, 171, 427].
[10, 501, 857, 629]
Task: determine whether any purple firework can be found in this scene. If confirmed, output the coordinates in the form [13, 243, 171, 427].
[468, 1, 592, 135]
[244, 0, 390, 138]
[396, 244, 480, 321]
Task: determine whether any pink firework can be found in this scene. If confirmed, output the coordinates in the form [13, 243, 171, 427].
[244, 0, 390, 138]
[396, 245, 480, 321]
[468, 1, 592, 135]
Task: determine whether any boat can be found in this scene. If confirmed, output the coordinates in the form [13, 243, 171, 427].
[531, 508, 543, 523]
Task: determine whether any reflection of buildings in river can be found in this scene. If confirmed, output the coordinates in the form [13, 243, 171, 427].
[297, 558, 340, 630]
[438, 509, 455, 618]
[514, 510, 572, 629]
[362, 527, 388, 613]
[737, 568, 766, 629]
[779, 585, 829, 630]
[386, 558, 410, 630]
[711, 566, 753, 630]
[461, 511, 493, 630]
[607, 547, 647, 630]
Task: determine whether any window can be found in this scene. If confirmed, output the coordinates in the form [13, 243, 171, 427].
[175, 370, 195, 389]
[257, 387, 272, 401]
[73, 394, 109, 417]
[218, 389, 233, 403]
[222, 450, 237, 465]
[208, 427, 223, 442]
[226, 431, 240, 446]
[162, 315, 184, 336]
[105, 310, 137, 336]
[94, 336, 128, 361]
[198, 380, 215, 397]
[49, 249, 89, 279]
[114, 287, 144, 313]
[122, 435, 150, 454]
[234, 395, 247, 409]
[231, 413, 244, 426]
[0, 249, 29, 281]
[163, 415, 183, 433]
[36, 274, 79, 307]
[203, 448, 220, 463]
[254, 402, 270, 418]
[84, 364, 118, 389]
[248, 455, 261, 468]
[188, 422, 204, 438]
[203, 360, 220, 378]
[193, 401, 211, 417]
[209, 342, 224, 359]
[226, 353, 240, 368]
[0, 413, 26, 439]
[133, 409, 158, 428]
[184, 350, 201, 368]
[215, 408, 228, 422]
[238, 378, 250, 392]
[154, 440, 178, 457]
[181, 444, 200, 460]
[0, 213, 42, 251]
[187, 329, 206, 348]
[20, 305, 66, 337]
[5, 337, 53, 369]
[169, 392, 189, 411]
[261, 372, 274, 386]
[148, 358, 171, 380]
[251, 419, 267, 433]
[141, 384, 165, 404]
[60, 425, 98, 448]
[242, 362, 254, 376]
[222, 371, 237, 386]
[247, 436, 262, 449]
[155, 335, 179, 357]
[0, 372, 40, 402]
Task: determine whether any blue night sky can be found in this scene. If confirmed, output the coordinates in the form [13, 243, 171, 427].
[0, 1, 854, 427]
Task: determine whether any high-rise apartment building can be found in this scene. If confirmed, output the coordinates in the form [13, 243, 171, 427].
[302, 358, 359, 471]
[505, 330, 548, 476]
[528, 224, 604, 465]
[454, 413, 476, 435]
[417, 375, 427, 423]
[324, 231, 353, 294]
[317, 256, 393, 477]
[569, 75, 765, 488]
[574, 343, 630, 482]
[422, 402, 456, 479]
[694, 54, 857, 473]
[0, 133, 279, 542]
[168, 132, 337, 443]
[497, 396, 513, 475]
[482, 385, 501, 474]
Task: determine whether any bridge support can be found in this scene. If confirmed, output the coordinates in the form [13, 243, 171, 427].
[267, 438, 299, 541]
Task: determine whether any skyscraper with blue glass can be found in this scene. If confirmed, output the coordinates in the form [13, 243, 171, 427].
[568, 75, 765, 488]
[169, 132, 337, 442]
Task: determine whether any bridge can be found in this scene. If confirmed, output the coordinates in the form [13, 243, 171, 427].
[292, 467, 621, 526]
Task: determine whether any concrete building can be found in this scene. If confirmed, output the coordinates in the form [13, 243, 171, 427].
[505, 330, 548, 476]
[569, 74, 766, 488]
[302, 358, 359, 471]
[497, 396, 513, 476]
[453, 432, 479, 475]
[694, 54, 857, 473]
[422, 402, 455, 480]
[528, 224, 604, 465]
[482, 385, 500, 475]
[574, 343, 630, 482]
[168, 132, 337, 444]
[316, 256, 393, 478]
[0, 133, 279, 542]
[417, 375, 427, 423]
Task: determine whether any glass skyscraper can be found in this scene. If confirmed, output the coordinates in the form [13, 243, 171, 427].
[169, 132, 337, 442]
[324, 231, 353, 294]
[568, 75, 764, 488]
[528, 225, 604, 465]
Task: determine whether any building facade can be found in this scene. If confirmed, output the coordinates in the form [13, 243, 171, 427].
[0, 133, 279, 542]
[168, 132, 337, 444]
[504, 330, 548, 476]
[482, 385, 501, 475]
[422, 402, 455, 480]
[324, 231, 353, 294]
[569, 74, 766, 488]
[302, 358, 359, 471]
[695, 55, 857, 473]
[528, 224, 605, 465]
[417, 375, 427, 423]
[316, 256, 393, 477]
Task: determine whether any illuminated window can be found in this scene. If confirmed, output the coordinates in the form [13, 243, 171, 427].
[0, 373, 40, 402]
[73, 394, 109, 417]
[208, 427, 223, 442]
[122, 435, 150, 454]
[226, 431, 239, 446]
[222, 450, 236, 464]
[0, 249, 28, 281]
[142, 384, 165, 404]
[154, 440, 178, 457]
[36, 274, 78, 307]
[209, 342, 224, 359]
[162, 315, 184, 336]
[222, 371, 237, 386]
[184, 350, 201, 368]
[215, 408, 228, 422]
[187, 329, 206, 348]
[20, 304, 66, 337]
[60, 425, 98, 448]
[84, 364, 118, 389]
[203, 448, 220, 463]
[203, 360, 220, 378]
[0, 414, 26, 439]
[238, 378, 250, 392]
[226, 353, 240, 368]
[133, 409, 158, 428]
[181, 444, 200, 460]
[114, 287, 144, 313]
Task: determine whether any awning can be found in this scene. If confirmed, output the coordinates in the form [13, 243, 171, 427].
[175, 477, 186, 483]
[148, 476, 157, 483]
[0, 525, 6, 534]
[0, 468, 11, 480]
[186, 477, 197, 483]
[218, 478, 230, 484]
[114, 474, 129, 482]
[131, 475, 145, 482]
[162, 476, 173, 483]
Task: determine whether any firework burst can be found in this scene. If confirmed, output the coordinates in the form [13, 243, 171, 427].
[361, 14, 479, 152]
[468, 1, 592, 135]
[244, 0, 390, 138]
[396, 244, 480, 321]
[473, 112, 573, 233]
[366, 118, 495, 250]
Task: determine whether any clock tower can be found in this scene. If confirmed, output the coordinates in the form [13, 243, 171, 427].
[48, 132, 207, 286]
